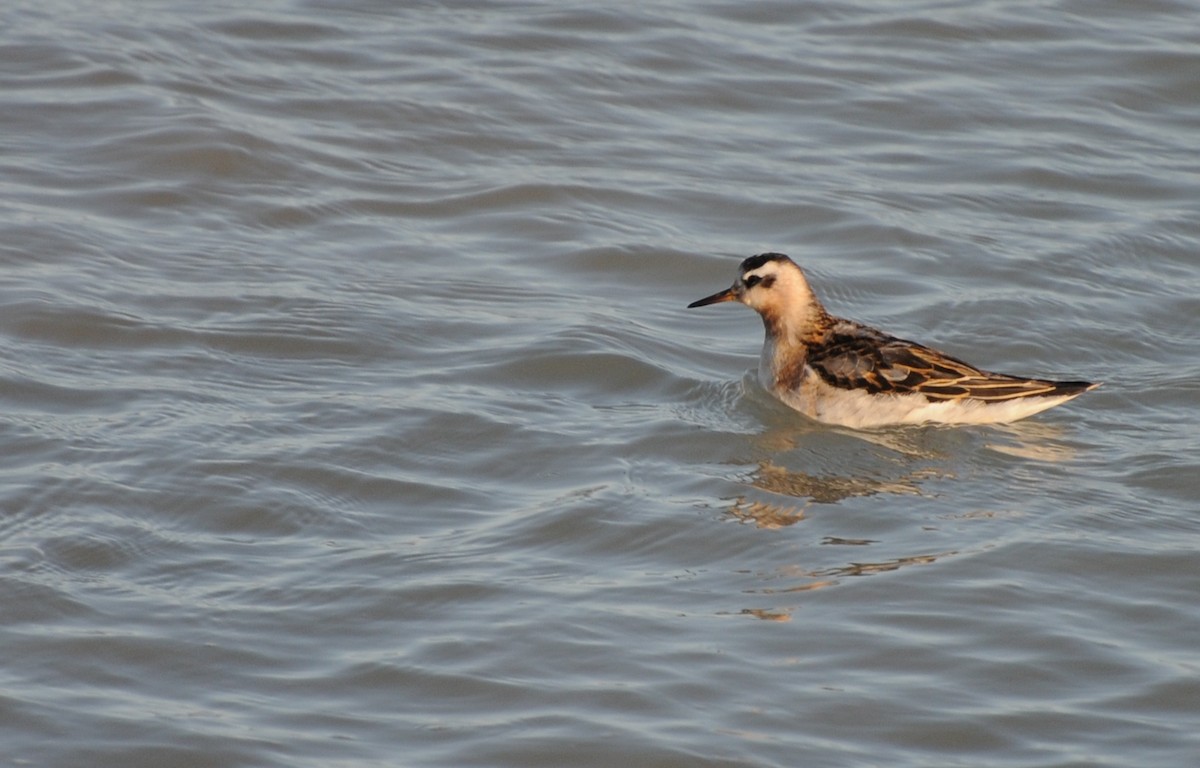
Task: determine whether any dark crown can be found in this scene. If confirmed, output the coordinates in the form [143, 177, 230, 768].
[739, 252, 790, 274]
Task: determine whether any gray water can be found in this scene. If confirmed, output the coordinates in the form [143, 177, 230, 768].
[3, 2, 1199, 766]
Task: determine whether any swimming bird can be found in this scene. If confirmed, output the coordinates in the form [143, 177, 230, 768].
[687, 253, 1098, 428]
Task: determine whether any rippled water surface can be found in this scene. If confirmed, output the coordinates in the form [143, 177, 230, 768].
[3, 1, 1200, 766]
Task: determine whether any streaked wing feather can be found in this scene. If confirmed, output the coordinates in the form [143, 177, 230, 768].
[810, 330, 1079, 402]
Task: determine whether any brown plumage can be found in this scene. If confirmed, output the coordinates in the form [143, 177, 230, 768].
[688, 252, 1099, 428]
[805, 322, 1096, 402]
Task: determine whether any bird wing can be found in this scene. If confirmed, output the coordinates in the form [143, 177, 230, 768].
[808, 328, 1082, 402]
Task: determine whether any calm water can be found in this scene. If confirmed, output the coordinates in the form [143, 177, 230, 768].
[2, 1, 1199, 766]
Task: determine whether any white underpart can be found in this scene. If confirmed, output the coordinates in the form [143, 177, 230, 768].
[757, 341, 1081, 429]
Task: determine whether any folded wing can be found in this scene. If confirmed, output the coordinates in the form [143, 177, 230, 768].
[809, 327, 1094, 402]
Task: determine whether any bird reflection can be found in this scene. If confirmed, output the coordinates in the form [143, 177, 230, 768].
[728, 498, 806, 529]
[734, 550, 957, 621]
[983, 420, 1083, 461]
[726, 459, 930, 529]
[720, 417, 1084, 619]
[753, 458, 926, 503]
[811, 551, 946, 578]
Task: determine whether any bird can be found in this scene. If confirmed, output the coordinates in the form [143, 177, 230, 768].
[687, 252, 1098, 429]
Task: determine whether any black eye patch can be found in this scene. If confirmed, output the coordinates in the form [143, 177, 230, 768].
[744, 274, 774, 289]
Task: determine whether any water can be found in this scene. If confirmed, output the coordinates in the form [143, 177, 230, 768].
[2, 1, 1199, 766]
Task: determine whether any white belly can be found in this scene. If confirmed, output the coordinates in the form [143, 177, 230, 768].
[763, 365, 1080, 429]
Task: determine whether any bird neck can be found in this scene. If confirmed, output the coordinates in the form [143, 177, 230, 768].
[758, 295, 832, 349]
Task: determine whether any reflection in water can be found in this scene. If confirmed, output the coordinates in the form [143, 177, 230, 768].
[749, 417, 948, 461]
[737, 550, 957, 621]
[983, 421, 1083, 462]
[727, 457, 957, 620]
[811, 552, 947, 578]
[752, 408, 1085, 465]
[723, 419, 1082, 618]
[726, 459, 930, 529]
[737, 608, 793, 622]
[752, 459, 927, 504]
[724, 413, 1084, 529]
[753, 551, 952, 591]
[728, 498, 805, 529]
[725, 438, 954, 619]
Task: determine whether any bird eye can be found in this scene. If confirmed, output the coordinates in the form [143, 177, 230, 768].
[744, 275, 762, 288]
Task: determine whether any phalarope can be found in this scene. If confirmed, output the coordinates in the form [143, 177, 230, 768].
[688, 253, 1098, 429]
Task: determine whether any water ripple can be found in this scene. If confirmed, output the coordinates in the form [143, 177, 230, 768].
[3, 2, 1200, 766]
